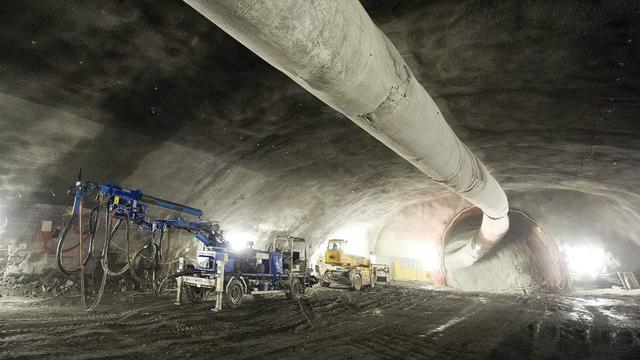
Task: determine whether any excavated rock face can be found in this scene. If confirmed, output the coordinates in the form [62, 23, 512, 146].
[0, 1, 639, 290]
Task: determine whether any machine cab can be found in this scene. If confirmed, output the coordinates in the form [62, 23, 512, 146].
[195, 248, 228, 273]
[270, 235, 308, 274]
[325, 239, 347, 265]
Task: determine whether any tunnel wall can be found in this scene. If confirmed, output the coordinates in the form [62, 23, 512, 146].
[374, 255, 436, 283]
[0, 205, 67, 282]
[1, 0, 639, 293]
[3, 106, 640, 292]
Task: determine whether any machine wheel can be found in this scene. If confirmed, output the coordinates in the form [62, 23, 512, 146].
[352, 273, 362, 292]
[286, 278, 303, 300]
[187, 286, 204, 303]
[226, 279, 244, 306]
[320, 270, 331, 287]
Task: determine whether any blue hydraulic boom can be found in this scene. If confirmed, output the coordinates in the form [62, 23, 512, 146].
[69, 181, 225, 247]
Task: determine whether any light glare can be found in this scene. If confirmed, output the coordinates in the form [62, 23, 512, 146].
[564, 245, 606, 278]
[408, 242, 440, 271]
[328, 222, 370, 256]
[224, 230, 254, 251]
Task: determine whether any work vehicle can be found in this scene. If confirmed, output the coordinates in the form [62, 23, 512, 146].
[320, 239, 377, 291]
[175, 235, 314, 310]
[371, 264, 391, 286]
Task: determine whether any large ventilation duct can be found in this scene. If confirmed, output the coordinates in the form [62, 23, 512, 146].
[185, 0, 510, 269]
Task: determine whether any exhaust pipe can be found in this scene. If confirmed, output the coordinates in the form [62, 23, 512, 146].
[185, 0, 509, 269]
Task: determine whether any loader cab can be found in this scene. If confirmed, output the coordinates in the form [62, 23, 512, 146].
[329, 239, 344, 251]
[325, 239, 347, 265]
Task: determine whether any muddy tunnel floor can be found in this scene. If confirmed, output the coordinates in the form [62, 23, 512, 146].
[1, 285, 640, 360]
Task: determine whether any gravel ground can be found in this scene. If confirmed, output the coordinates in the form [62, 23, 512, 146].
[1, 285, 640, 359]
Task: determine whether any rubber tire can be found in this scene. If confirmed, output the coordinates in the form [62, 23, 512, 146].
[286, 278, 303, 300]
[352, 273, 362, 292]
[320, 270, 331, 287]
[226, 279, 244, 306]
[187, 287, 204, 303]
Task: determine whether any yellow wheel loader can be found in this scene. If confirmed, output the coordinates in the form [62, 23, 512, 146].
[320, 239, 376, 291]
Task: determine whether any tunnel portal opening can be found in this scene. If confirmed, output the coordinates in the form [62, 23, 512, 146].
[443, 207, 569, 292]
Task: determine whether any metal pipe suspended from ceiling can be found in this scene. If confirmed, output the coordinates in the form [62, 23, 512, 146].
[185, 0, 510, 269]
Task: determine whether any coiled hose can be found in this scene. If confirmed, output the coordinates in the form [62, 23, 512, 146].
[80, 202, 156, 311]
[56, 203, 101, 275]
[79, 200, 107, 311]
[82, 207, 155, 311]
[56, 195, 161, 311]
[103, 210, 141, 279]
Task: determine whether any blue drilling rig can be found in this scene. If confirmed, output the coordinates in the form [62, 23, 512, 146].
[57, 178, 313, 312]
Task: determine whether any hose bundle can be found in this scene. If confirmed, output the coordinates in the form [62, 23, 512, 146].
[55, 195, 165, 311]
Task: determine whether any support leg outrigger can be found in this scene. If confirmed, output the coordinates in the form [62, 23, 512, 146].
[213, 259, 226, 312]
[175, 257, 185, 306]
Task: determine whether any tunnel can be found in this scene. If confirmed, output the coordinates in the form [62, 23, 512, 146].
[1, 0, 640, 359]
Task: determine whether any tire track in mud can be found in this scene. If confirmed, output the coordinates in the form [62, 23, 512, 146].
[3, 288, 640, 359]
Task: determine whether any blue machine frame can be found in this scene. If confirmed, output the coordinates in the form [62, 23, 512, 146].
[69, 181, 225, 248]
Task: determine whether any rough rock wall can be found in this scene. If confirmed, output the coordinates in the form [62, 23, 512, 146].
[0, 1, 639, 290]
[0, 205, 66, 281]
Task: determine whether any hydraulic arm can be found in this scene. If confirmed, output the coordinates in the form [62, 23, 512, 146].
[69, 181, 224, 247]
